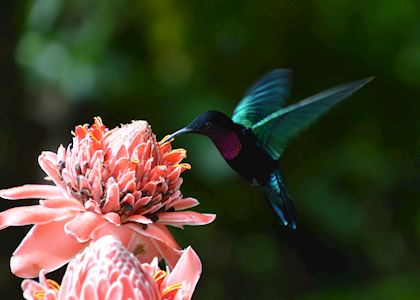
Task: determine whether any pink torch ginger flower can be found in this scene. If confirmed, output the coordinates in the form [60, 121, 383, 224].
[0, 117, 215, 278]
[22, 235, 201, 300]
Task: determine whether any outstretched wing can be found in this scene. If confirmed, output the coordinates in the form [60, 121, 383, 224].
[252, 77, 373, 160]
[232, 69, 292, 128]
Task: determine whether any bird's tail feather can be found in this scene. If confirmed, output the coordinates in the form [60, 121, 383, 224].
[260, 170, 297, 229]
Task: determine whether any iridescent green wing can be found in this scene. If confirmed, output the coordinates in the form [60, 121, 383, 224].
[252, 78, 373, 160]
[232, 69, 292, 128]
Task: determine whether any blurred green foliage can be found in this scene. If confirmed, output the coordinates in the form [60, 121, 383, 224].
[0, 0, 419, 299]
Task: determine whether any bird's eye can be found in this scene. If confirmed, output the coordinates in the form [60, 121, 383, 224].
[204, 122, 212, 128]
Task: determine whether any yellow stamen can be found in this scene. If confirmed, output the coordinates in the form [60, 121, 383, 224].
[173, 163, 191, 170]
[46, 279, 61, 292]
[153, 270, 167, 282]
[159, 135, 174, 146]
[33, 291, 45, 299]
[162, 282, 183, 297]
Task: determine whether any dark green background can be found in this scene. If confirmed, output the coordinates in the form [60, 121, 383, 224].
[0, 1, 419, 299]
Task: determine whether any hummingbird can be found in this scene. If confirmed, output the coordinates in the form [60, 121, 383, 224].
[162, 70, 372, 229]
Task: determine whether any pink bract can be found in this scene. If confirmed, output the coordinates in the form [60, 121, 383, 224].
[0, 117, 215, 278]
[22, 235, 201, 300]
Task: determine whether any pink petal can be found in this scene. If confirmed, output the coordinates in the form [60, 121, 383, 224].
[77, 175, 91, 191]
[61, 169, 77, 190]
[105, 282, 123, 300]
[89, 149, 104, 169]
[133, 236, 162, 263]
[21, 275, 45, 299]
[39, 198, 85, 210]
[21, 278, 44, 291]
[119, 274, 137, 300]
[139, 223, 181, 268]
[0, 205, 77, 230]
[89, 160, 103, 186]
[169, 179, 183, 194]
[57, 145, 66, 163]
[11, 219, 88, 278]
[122, 180, 136, 194]
[125, 215, 152, 225]
[102, 178, 120, 213]
[142, 181, 158, 197]
[118, 170, 135, 191]
[151, 238, 182, 269]
[142, 141, 153, 163]
[157, 211, 216, 228]
[140, 158, 154, 182]
[133, 143, 146, 161]
[128, 131, 144, 157]
[149, 165, 167, 181]
[133, 196, 152, 211]
[38, 152, 68, 195]
[80, 282, 98, 300]
[0, 185, 63, 200]
[91, 223, 134, 249]
[121, 194, 135, 207]
[167, 167, 181, 182]
[162, 190, 182, 208]
[163, 149, 186, 165]
[125, 223, 179, 249]
[41, 151, 57, 163]
[116, 144, 129, 160]
[111, 157, 129, 178]
[170, 197, 200, 210]
[64, 212, 109, 243]
[138, 198, 164, 217]
[103, 212, 121, 225]
[166, 246, 201, 298]
[154, 223, 179, 250]
[84, 199, 102, 214]
[91, 176, 103, 202]
[45, 292, 58, 300]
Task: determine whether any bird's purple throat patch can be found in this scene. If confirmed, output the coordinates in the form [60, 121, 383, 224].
[214, 131, 242, 160]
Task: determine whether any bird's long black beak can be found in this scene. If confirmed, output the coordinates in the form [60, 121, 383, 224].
[160, 127, 194, 144]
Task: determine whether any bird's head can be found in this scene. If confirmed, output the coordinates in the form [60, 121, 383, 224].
[162, 111, 234, 142]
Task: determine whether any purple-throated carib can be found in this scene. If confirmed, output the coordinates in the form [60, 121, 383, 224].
[163, 70, 372, 229]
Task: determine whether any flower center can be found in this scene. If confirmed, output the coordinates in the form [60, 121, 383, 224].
[55, 118, 191, 220]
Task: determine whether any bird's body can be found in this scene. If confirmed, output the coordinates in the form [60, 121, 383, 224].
[163, 70, 372, 229]
[212, 123, 275, 183]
